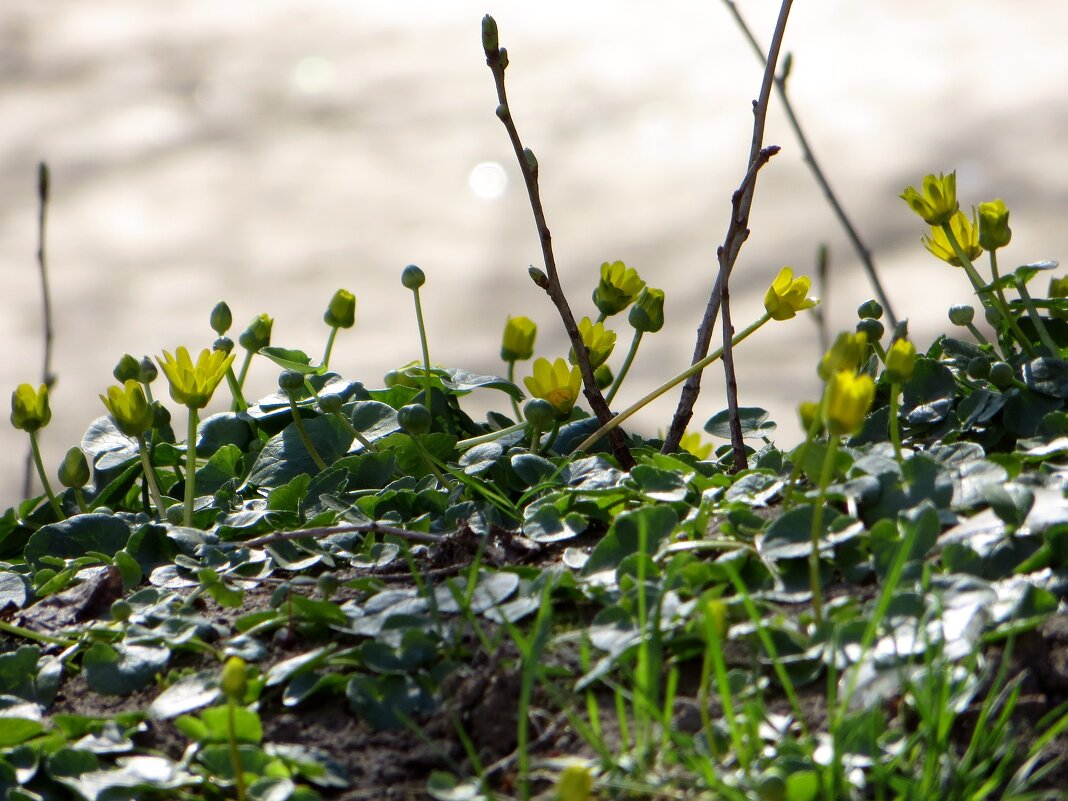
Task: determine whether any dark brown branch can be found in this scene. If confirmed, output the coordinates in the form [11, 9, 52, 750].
[482, 17, 634, 469]
[662, 0, 794, 455]
[722, 0, 897, 326]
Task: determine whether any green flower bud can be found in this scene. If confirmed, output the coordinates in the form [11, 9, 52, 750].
[138, 356, 158, 384]
[966, 356, 991, 380]
[11, 383, 51, 432]
[278, 369, 306, 394]
[1049, 276, 1068, 298]
[210, 301, 232, 335]
[401, 264, 425, 290]
[900, 171, 959, 226]
[213, 336, 234, 355]
[857, 299, 883, 320]
[528, 266, 549, 289]
[798, 400, 823, 434]
[523, 398, 556, 429]
[592, 261, 645, 317]
[984, 307, 1001, 327]
[498, 48, 509, 69]
[113, 354, 141, 383]
[978, 199, 1011, 251]
[398, 403, 432, 436]
[885, 338, 916, 383]
[856, 318, 884, 342]
[523, 148, 538, 174]
[383, 369, 419, 389]
[101, 380, 155, 437]
[110, 598, 132, 622]
[501, 316, 537, 362]
[628, 287, 666, 333]
[556, 765, 593, 801]
[824, 370, 875, 437]
[989, 361, 1014, 389]
[481, 14, 499, 55]
[58, 446, 90, 489]
[948, 305, 975, 326]
[317, 571, 339, 600]
[317, 393, 343, 414]
[594, 364, 613, 390]
[220, 656, 248, 700]
[238, 313, 273, 353]
[324, 288, 356, 329]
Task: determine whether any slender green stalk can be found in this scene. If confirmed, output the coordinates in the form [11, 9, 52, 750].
[137, 435, 168, 517]
[412, 288, 433, 412]
[964, 320, 995, 349]
[411, 437, 454, 490]
[184, 408, 198, 527]
[29, 431, 62, 518]
[507, 361, 521, 420]
[286, 398, 328, 472]
[224, 367, 247, 412]
[235, 350, 253, 393]
[605, 329, 642, 405]
[576, 313, 770, 453]
[808, 436, 839, 623]
[455, 420, 526, 450]
[528, 422, 544, 456]
[321, 325, 340, 370]
[0, 618, 77, 647]
[227, 698, 247, 801]
[1013, 273, 1059, 355]
[942, 222, 1034, 355]
[888, 382, 904, 463]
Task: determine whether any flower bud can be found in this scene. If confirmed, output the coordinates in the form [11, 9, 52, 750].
[922, 209, 982, 266]
[278, 370, 306, 394]
[58, 446, 90, 489]
[220, 656, 248, 700]
[978, 199, 1011, 251]
[324, 288, 356, 329]
[501, 316, 537, 362]
[401, 264, 425, 290]
[556, 765, 593, 801]
[528, 266, 549, 289]
[628, 287, 666, 333]
[594, 364, 613, 390]
[213, 336, 234, 355]
[209, 301, 232, 335]
[966, 356, 991, 380]
[763, 266, 818, 321]
[110, 598, 132, 622]
[985, 307, 1001, 327]
[885, 338, 917, 383]
[856, 318, 884, 342]
[11, 383, 51, 432]
[317, 571, 339, 600]
[948, 305, 975, 326]
[113, 354, 141, 383]
[1049, 276, 1068, 299]
[824, 370, 875, 437]
[798, 400, 823, 434]
[818, 332, 867, 381]
[900, 171, 959, 226]
[569, 318, 616, 369]
[101, 380, 155, 437]
[989, 361, 1014, 389]
[523, 398, 556, 429]
[523, 148, 538, 174]
[857, 299, 883, 320]
[239, 313, 273, 353]
[317, 394, 344, 415]
[138, 356, 158, 384]
[398, 403, 432, 436]
[481, 14, 499, 55]
[592, 261, 644, 317]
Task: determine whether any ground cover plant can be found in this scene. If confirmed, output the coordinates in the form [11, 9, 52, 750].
[3, 6, 1068, 800]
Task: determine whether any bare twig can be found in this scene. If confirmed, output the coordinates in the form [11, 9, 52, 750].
[23, 162, 55, 498]
[243, 521, 446, 549]
[663, 0, 794, 455]
[481, 16, 634, 469]
[722, 0, 898, 326]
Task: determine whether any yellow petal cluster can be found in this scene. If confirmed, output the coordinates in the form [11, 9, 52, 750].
[501, 315, 537, 362]
[901, 171, 959, 226]
[824, 370, 875, 437]
[10, 383, 51, 432]
[157, 347, 235, 409]
[922, 210, 982, 266]
[100, 380, 154, 437]
[570, 318, 616, 369]
[763, 266, 819, 321]
[524, 357, 582, 417]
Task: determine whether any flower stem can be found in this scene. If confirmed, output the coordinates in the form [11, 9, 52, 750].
[0, 618, 77, 647]
[411, 287, 433, 412]
[227, 698, 247, 801]
[605, 329, 643, 406]
[809, 436, 839, 624]
[575, 313, 770, 454]
[29, 431, 63, 518]
[888, 383, 903, 463]
[184, 408, 198, 527]
[224, 367, 247, 412]
[456, 420, 528, 450]
[507, 361, 521, 420]
[286, 398, 328, 472]
[137, 435, 168, 518]
[322, 326, 339, 371]
[1013, 272, 1060, 356]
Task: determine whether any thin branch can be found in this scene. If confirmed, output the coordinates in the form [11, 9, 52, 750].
[719, 267, 748, 472]
[722, 0, 898, 326]
[481, 17, 634, 469]
[23, 163, 55, 499]
[243, 521, 446, 549]
[663, 0, 794, 454]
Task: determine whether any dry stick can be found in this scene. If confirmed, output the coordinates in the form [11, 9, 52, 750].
[243, 521, 446, 550]
[482, 17, 635, 470]
[662, 0, 794, 455]
[23, 163, 56, 499]
[722, 0, 898, 327]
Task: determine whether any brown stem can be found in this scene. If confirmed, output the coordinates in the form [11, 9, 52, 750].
[24, 163, 55, 499]
[721, 0, 897, 327]
[483, 19, 634, 469]
[719, 279, 748, 472]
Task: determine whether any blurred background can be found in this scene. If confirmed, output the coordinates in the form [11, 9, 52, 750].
[2, 0, 1067, 505]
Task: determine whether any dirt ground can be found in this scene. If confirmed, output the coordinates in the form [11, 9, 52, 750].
[3, 1, 1068, 505]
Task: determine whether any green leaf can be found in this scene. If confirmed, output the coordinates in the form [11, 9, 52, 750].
[148, 671, 221, 719]
[197, 412, 254, 456]
[523, 503, 586, 543]
[201, 704, 263, 744]
[582, 506, 678, 576]
[246, 415, 355, 488]
[1021, 357, 1068, 400]
[0, 571, 30, 611]
[346, 673, 434, 730]
[195, 443, 244, 494]
[24, 514, 132, 570]
[901, 357, 956, 425]
[260, 346, 325, 375]
[629, 464, 689, 502]
[440, 367, 523, 400]
[0, 700, 44, 747]
[82, 642, 170, 695]
[704, 407, 776, 439]
[347, 401, 401, 441]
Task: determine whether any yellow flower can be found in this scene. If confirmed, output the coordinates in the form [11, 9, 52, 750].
[157, 347, 235, 409]
[556, 764, 593, 801]
[1050, 276, 1068, 299]
[824, 370, 875, 437]
[501, 315, 537, 361]
[680, 431, 712, 460]
[798, 400, 823, 434]
[10, 383, 51, 432]
[818, 332, 868, 381]
[100, 379, 154, 437]
[885, 338, 917, 384]
[592, 260, 645, 316]
[524, 357, 582, 417]
[978, 199, 1011, 251]
[569, 318, 616, 369]
[922, 209, 982, 266]
[763, 266, 819, 321]
[901, 171, 959, 226]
